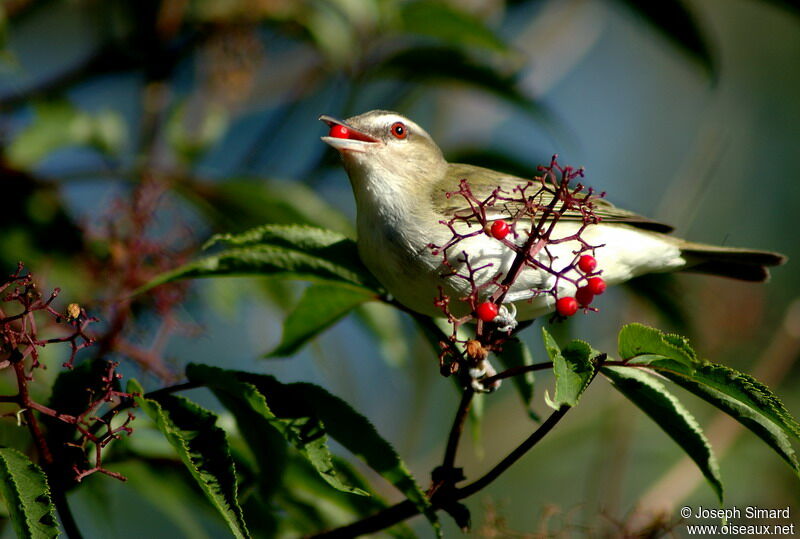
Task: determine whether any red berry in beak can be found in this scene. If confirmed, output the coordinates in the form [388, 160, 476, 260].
[490, 220, 510, 239]
[578, 255, 597, 273]
[476, 302, 499, 322]
[586, 277, 606, 295]
[329, 125, 350, 139]
[556, 297, 579, 317]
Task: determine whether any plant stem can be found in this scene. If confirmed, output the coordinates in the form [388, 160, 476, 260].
[86, 380, 200, 438]
[309, 406, 572, 538]
[13, 362, 52, 465]
[454, 405, 569, 499]
[12, 362, 84, 537]
[441, 388, 474, 472]
[310, 354, 607, 538]
[480, 361, 554, 386]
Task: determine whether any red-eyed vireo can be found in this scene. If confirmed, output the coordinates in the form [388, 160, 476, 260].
[320, 110, 785, 322]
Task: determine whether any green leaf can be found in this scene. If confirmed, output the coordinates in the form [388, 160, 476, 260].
[0, 6, 7, 57]
[542, 329, 596, 409]
[495, 337, 536, 412]
[187, 365, 365, 496]
[0, 447, 59, 539]
[175, 178, 354, 236]
[398, 0, 510, 53]
[617, 325, 800, 473]
[297, 0, 359, 67]
[618, 323, 696, 366]
[7, 101, 125, 169]
[602, 366, 723, 502]
[166, 100, 229, 163]
[220, 398, 288, 502]
[355, 301, 410, 367]
[761, 0, 800, 17]
[186, 365, 440, 536]
[277, 453, 413, 537]
[370, 46, 549, 122]
[614, 0, 714, 78]
[129, 380, 250, 539]
[269, 284, 374, 357]
[631, 357, 800, 474]
[137, 224, 381, 294]
[111, 460, 217, 539]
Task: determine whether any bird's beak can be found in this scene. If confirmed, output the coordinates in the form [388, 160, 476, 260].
[319, 114, 380, 154]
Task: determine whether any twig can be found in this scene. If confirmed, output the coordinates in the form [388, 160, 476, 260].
[86, 381, 200, 439]
[310, 354, 607, 538]
[309, 406, 573, 539]
[12, 362, 84, 537]
[455, 404, 570, 499]
[480, 361, 555, 386]
[440, 388, 474, 473]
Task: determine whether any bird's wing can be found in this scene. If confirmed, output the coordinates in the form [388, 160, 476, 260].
[432, 163, 674, 233]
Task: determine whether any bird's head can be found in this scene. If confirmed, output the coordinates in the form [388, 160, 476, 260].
[320, 110, 447, 196]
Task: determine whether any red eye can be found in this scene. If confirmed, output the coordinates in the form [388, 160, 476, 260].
[390, 122, 407, 139]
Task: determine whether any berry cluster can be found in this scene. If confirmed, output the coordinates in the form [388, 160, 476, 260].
[0, 264, 135, 483]
[428, 157, 606, 378]
[556, 255, 606, 316]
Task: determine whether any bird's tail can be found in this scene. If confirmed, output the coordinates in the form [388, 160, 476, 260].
[679, 242, 787, 282]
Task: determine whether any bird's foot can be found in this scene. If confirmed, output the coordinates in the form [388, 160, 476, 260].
[492, 303, 518, 333]
[469, 360, 501, 393]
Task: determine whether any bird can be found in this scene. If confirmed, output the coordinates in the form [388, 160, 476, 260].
[319, 110, 786, 323]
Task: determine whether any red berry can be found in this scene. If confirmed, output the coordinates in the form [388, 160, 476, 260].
[578, 255, 597, 273]
[329, 125, 350, 139]
[556, 297, 579, 317]
[575, 286, 594, 307]
[490, 220, 510, 239]
[586, 277, 606, 295]
[476, 302, 499, 322]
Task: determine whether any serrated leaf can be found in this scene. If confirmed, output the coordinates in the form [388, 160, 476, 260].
[0, 447, 59, 539]
[137, 224, 381, 295]
[618, 323, 696, 366]
[129, 380, 250, 539]
[185, 365, 365, 497]
[278, 453, 413, 537]
[398, 0, 510, 53]
[542, 329, 596, 409]
[614, 0, 714, 77]
[370, 46, 548, 122]
[269, 284, 375, 357]
[186, 365, 440, 536]
[495, 337, 536, 411]
[111, 460, 216, 539]
[176, 178, 354, 236]
[631, 357, 800, 474]
[602, 366, 723, 502]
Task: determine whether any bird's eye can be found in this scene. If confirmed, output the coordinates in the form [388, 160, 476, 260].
[390, 122, 407, 139]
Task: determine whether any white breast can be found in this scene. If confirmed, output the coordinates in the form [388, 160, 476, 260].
[359, 214, 687, 319]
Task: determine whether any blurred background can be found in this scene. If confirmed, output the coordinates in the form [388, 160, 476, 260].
[0, 0, 798, 536]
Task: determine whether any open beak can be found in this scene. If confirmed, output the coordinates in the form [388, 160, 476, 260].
[319, 114, 380, 154]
